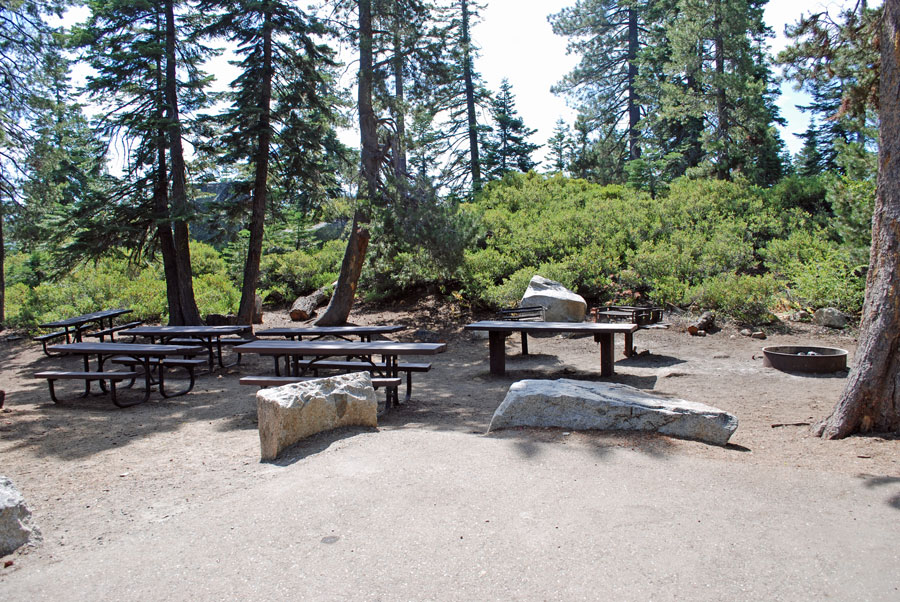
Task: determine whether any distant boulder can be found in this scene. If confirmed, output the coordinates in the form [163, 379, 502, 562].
[814, 308, 849, 329]
[520, 276, 586, 323]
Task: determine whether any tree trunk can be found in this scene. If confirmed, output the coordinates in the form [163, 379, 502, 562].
[461, 0, 481, 193]
[713, 1, 729, 180]
[391, 1, 408, 184]
[315, 0, 377, 326]
[153, 37, 185, 326]
[237, 4, 273, 326]
[290, 285, 330, 321]
[0, 198, 5, 328]
[816, 1, 900, 438]
[627, 6, 640, 160]
[164, 0, 202, 325]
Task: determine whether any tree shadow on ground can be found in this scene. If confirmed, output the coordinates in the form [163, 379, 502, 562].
[616, 354, 687, 369]
[858, 474, 900, 511]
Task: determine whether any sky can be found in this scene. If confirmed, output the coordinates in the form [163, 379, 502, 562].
[473, 0, 861, 162]
[61, 0, 866, 167]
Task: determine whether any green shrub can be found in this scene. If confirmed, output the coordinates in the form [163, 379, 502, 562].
[763, 230, 865, 313]
[691, 273, 779, 325]
[257, 239, 344, 304]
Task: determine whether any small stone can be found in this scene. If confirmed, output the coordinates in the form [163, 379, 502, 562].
[740, 329, 753, 337]
[750, 331, 767, 340]
[791, 310, 812, 322]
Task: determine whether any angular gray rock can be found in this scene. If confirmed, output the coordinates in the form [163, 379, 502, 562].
[256, 372, 378, 461]
[814, 307, 849, 329]
[520, 276, 586, 323]
[488, 379, 738, 446]
[1, 476, 40, 557]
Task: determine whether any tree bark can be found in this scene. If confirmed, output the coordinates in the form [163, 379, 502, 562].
[461, 0, 481, 193]
[0, 197, 5, 328]
[237, 4, 273, 326]
[315, 0, 377, 326]
[164, 0, 202, 325]
[391, 0, 408, 184]
[816, 1, 900, 438]
[713, 1, 729, 180]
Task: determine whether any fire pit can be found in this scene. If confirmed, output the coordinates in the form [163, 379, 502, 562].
[762, 345, 848, 373]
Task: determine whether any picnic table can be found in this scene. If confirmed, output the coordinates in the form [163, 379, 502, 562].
[255, 325, 404, 342]
[464, 320, 639, 377]
[234, 339, 446, 408]
[35, 342, 205, 407]
[121, 325, 252, 372]
[35, 308, 138, 354]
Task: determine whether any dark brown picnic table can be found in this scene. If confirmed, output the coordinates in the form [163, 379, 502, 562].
[35, 309, 134, 354]
[463, 320, 639, 377]
[37, 341, 205, 407]
[255, 325, 403, 342]
[121, 325, 252, 372]
[235, 339, 446, 408]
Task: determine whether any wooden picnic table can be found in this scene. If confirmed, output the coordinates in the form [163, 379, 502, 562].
[255, 325, 403, 342]
[37, 341, 205, 407]
[235, 339, 446, 408]
[121, 325, 252, 372]
[37, 308, 133, 346]
[463, 320, 639, 377]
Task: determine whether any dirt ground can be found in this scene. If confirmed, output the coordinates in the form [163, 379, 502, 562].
[1, 299, 898, 594]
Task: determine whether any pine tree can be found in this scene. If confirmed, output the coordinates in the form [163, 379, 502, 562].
[72, 0, 213, 324]
[199, 0, 342, 324]
[549, 0, 653, 163]
[481, 79, 540, 180]
[657, 0, 785, 184]
[0, 0, 69, 326]
[547, 119, 572, 174]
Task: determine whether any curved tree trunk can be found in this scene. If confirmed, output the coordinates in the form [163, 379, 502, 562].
[816, 1, 900, 438]
[461, 0, 481, 193]
[315, 0, 376, 326]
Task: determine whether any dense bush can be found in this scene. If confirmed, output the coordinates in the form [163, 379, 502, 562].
[4, 173, 873, 328]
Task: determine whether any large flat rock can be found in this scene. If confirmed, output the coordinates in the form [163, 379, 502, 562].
[489, 379, 738, 445]
[257, 372, 378, 461]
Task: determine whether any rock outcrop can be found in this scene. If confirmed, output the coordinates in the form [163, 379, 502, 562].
[1, 476, 40, 557]
[814, 308, 849, 329]
[520, 276, 586, 323]
[488, 379, 738, 446]
[256, 372, 378, 461]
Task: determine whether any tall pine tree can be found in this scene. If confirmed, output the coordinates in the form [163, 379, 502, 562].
[481, 79, 540, 180]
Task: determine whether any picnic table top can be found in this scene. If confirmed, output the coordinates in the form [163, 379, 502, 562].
[47, 342, 206, 357]
[39, 308, 132, 329]
[121, 325, 251, 336]
[256, 325, 404, 337]
[235, 340, 446, 355]
[464, 320, 639, 334]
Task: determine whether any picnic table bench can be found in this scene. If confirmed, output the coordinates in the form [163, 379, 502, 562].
[35, 342, 205, 407]
[464, 320, 638, 377]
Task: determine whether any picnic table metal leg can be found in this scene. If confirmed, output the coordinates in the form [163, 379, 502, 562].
[488, 331, 506, 376]
[521, 332, 529, 355]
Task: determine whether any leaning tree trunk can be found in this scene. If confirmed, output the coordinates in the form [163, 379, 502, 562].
[315, 0, 377, 326]
[0, 197, 5, 328]
[626, 6, 640, 161]
[237, 6, 273, 326]
[164, 0, 202, 325]
[816, 0, 900, 438]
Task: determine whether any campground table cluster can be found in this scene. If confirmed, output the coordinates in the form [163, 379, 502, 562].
[464, 320, 639, 377]
[35, 341, 206, 407]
